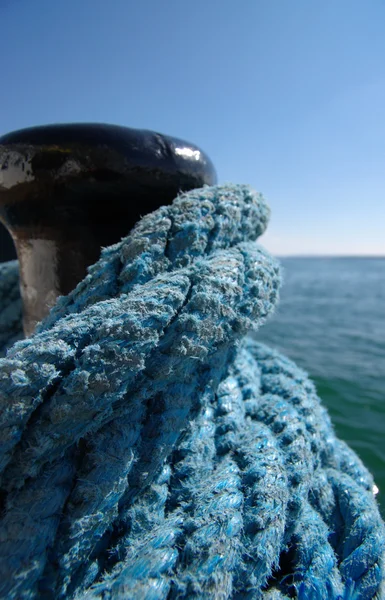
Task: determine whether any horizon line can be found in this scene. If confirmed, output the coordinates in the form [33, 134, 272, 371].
[274, 254, 385, 259]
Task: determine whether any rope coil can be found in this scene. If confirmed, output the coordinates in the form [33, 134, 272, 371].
[0, 184, 383, 599]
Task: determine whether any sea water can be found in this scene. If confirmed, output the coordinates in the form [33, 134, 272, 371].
[255, 257, 385, 516]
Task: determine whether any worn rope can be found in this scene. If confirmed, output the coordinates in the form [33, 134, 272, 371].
[0, 183, 383, 600]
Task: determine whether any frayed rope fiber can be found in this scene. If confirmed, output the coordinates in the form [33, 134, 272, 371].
[0, 184, 384, 600]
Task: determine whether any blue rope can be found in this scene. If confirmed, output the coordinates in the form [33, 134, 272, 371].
[0, 184, 383, 599]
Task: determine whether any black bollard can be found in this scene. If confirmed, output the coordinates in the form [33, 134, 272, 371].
[0, 123, 217, 335]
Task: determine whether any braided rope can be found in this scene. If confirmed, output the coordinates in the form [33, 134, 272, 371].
[0, 184, 383, 600]
[0, 261, 23, 355]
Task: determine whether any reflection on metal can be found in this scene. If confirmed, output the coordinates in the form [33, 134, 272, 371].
[175, 147, 201, 161]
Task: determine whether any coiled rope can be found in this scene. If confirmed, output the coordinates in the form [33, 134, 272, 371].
[0, 184, 383, 600]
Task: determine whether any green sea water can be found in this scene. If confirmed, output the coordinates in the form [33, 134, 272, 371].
[255, 257, 385, 516]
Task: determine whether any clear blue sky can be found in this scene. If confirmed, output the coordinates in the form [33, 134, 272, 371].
[1, 0, 385, 255]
